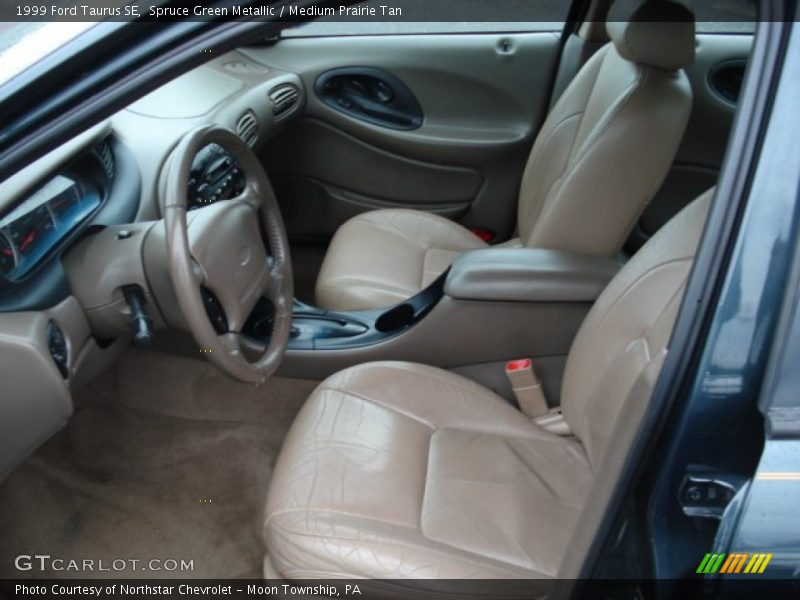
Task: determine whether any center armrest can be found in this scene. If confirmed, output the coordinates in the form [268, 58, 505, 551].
[444, 247, 621, 303]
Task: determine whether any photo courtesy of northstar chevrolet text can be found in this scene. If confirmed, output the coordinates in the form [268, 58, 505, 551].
[0, 0, 797, 598]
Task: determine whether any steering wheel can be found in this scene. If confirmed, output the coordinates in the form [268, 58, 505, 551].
[163, 125, 293, 383]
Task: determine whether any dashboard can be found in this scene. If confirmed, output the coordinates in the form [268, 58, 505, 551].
[0, 51, 303, 315]
[0, 48, 306, 482]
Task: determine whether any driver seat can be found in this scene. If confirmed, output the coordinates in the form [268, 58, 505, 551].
[263, 188, 714, 582]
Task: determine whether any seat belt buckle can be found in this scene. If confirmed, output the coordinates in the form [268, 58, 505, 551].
[470, 227, 496, 243]
[505, 358, 548, 418]
[534, 407, 572, 436]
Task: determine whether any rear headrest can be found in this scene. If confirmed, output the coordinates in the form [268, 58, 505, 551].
[606, 0, 695, 70]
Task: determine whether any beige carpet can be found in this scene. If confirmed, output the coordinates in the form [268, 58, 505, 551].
[0, 349, 318, 579]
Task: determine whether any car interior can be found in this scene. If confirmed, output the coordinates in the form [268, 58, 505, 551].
[0, 0, 757, 586]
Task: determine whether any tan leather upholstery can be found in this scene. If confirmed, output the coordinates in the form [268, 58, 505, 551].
[264, 362, 591, 579]
[314, 0, 695, 311]
[264, 188, 714, 581]
[562, 187, 712, 467]
[517, 34, 693, 254]
[315, 209, 485, 311]
[606, 0, 695, 71]
[444, 247, 621, 303]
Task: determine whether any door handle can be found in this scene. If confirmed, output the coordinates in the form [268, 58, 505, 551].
[316, 67, 423, 130]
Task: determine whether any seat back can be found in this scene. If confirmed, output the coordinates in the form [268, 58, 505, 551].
[518, 0, 695, 257]
[560, 187, 713, 467]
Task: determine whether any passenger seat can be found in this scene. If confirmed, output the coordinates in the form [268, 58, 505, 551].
[314, 0, 696, 311]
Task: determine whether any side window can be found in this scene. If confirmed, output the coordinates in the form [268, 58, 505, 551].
[683, 0, 757, 33]
[283, 0, 570, 37]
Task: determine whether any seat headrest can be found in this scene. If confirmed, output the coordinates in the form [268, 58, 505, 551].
[606, 0, 695, 70]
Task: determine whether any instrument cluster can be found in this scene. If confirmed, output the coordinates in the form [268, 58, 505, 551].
[0, 174, 101, 281]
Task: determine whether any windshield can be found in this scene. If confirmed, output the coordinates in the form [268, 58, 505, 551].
[0, 22, 96, 85]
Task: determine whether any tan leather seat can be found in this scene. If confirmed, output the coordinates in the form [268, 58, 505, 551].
[264, 188, 715, 582]
[313, 209, 488, 310]
[315, 0, 695, 311]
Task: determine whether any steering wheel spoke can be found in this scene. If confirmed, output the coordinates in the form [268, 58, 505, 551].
[238, 181, 266, 210]
[190, 257, 206, 285]
[218, 332, 242, 355]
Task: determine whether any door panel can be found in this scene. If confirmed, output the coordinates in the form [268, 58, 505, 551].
[263, 119, 483, 238]
[633, 34, 753, 246]
[243, 31, 562, 241]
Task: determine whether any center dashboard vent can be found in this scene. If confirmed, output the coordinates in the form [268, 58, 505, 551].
[93, 139, 115, 180]
[268, 83, 300, 119]
[235, 110, 259, 147]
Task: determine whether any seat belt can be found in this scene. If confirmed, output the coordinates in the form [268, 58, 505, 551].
[505, 359, 548, 418]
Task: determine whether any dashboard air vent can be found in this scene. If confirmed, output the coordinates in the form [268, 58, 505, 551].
[269, 83, 300, 119]
[93, 139, 115, 180]
[235, 110, 259, 147]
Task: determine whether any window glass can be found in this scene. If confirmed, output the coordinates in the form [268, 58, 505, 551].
[0, 22, 95, 85]
[683, 0, 757, 33]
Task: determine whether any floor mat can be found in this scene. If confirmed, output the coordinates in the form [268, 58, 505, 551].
[0, 349, 318, 579]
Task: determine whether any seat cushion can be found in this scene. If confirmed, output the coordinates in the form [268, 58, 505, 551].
[264, 362, 592, 580]
[315, 209, 486, 311]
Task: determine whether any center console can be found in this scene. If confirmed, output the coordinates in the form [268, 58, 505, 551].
[243, 247, 621, 388]
[243, 273, 447, 350]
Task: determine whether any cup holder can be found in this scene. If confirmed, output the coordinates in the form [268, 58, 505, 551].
[375, 303, 415, 332]
[283, 273, 446, 349]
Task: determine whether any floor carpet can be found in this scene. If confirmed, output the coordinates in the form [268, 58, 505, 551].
[0, 349, 318, 579]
